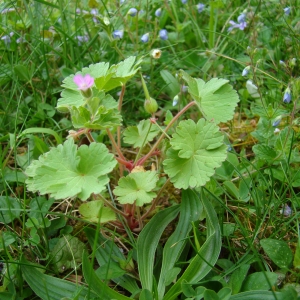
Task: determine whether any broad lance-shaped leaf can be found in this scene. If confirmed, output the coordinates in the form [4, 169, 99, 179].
[181, 70, 239, 124]
[114, 171, 158, 206]
[21, 256, 99, 300]
[25, 139, 117, 200]
[123, 119, 160, 148]
[260, 239, 293, 269]
[69, 93, 122, 129]
[163, 119, 227, 189]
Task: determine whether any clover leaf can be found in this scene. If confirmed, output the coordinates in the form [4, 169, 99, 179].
[114, 171, 158, 206]
[123, 119, 160, 148]
[25, 139, 117, 200]
[163, 119, 227, 189]
[181, 70, 239, 124]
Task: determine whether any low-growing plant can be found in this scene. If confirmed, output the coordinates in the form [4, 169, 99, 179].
[24, 55, 239, 231]
[15, 55, 297, 299]
[1, 1, 300, 299]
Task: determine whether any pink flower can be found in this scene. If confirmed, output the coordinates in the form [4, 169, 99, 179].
[73, 74, 94, 91]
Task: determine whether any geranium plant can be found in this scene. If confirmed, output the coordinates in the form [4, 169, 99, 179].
[25, 55, 239, 231]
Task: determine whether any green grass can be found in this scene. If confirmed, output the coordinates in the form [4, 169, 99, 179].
[1, 0, 300, 299]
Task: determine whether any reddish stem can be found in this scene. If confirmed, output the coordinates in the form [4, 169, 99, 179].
[115, 157, 134, 171]
[136, 150, 160, 166]
[106, 128, 126, 161]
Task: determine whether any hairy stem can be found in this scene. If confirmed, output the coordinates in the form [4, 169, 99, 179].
[134, 121, 152, 165]
[85, 129, 95, 143]
[106, 128, 126, 161]
[100, 197, 129, 218]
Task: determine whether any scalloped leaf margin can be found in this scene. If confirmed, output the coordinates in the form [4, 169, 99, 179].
[163, 119, 227, 189]
[181, 70, 239, 124]
[25, 139, 117, 200]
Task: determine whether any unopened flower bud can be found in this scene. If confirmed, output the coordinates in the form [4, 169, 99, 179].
[242, 66, 250, 76]
[284, 7, 291, 16]
[272, 116, 282, 127]
[172, 95, 179, 106]
[103, 16, 110, 25]
[80, 88, 93, 99]
[144, 97, 158, 114]
[283, 87, 292, 103]
[279, 60, 286, 66]
[289, 58, 296, 68]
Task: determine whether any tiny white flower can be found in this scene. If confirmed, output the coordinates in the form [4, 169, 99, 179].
[274, 128, 280, 134]
[151, 49, 162, 59]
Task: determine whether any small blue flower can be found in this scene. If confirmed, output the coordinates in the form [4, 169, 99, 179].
[228, 13, 247, 32]
[279, 60, 286, 66]
[16, 37, 25, 44]
[112, 30, 124, 39]
[1, 32, 13, 46]
[159, 29, 168, 40]
[1, 35, 11, 46]
[155, 8, 162, 17]
[272, 116, 282, 127]
[181, 0, 188, 4]
[280, 204, 292, 217]
[1, 8, 16, 14]
[237, 13, 246, 23]
[283, 88, 291, 103]
[228, 20, 247, 32]
[76, 8, 88, 15]
[197, 3, 205, 13]
[120, 0, 125, 4]
[141, 33, 149, 43]
[226, 144, 233, 152]
[90, 8, 98, 15]
[75, 35, 89, 46]
[128, 8, 138, 17]
[242, 66, 250, 76]
[284, 7, 291, 15]
[181, 85, 188, 93]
